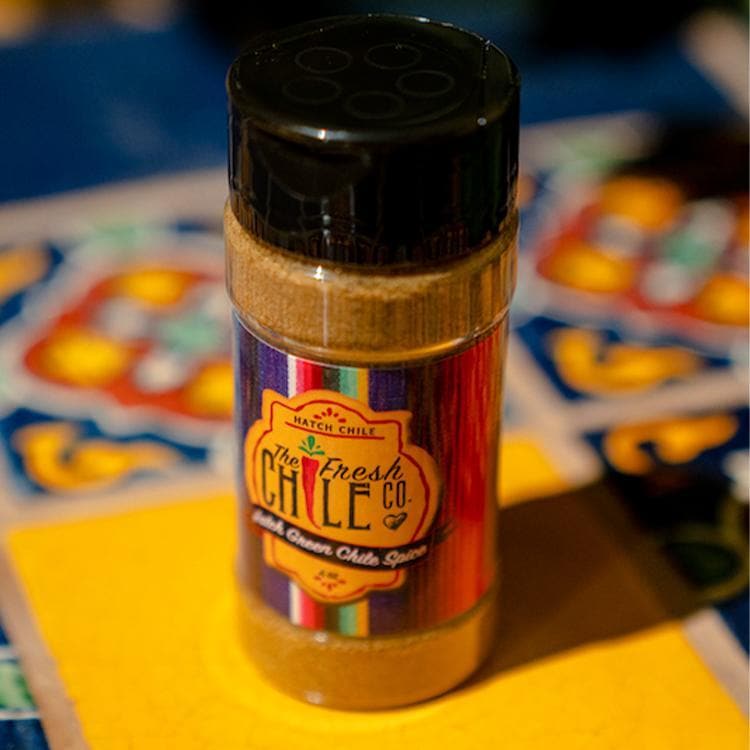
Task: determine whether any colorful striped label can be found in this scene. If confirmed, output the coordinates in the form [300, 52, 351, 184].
[234, 314, 505, 637]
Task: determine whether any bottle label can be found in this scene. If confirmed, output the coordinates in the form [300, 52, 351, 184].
[235, 314, 504, 636]
[245, 390, 440, 603]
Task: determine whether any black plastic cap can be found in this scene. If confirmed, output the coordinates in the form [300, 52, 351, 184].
[227, 15, 520, 266]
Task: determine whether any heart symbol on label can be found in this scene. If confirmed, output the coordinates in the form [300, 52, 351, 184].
[383, 512, 407, 530]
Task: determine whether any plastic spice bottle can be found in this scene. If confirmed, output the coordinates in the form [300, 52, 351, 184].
[226, 15, 519, 709]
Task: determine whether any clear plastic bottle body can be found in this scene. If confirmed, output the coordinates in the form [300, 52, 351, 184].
[226, 205, 517, 709]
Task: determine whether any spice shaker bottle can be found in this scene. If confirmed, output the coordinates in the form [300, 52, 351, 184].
[226, 14, 519, 709]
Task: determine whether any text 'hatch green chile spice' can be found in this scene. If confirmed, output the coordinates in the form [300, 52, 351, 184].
[226, 15, 519, 709]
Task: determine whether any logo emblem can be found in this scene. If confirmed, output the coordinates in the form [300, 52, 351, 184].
[245, 389, 441, 603]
